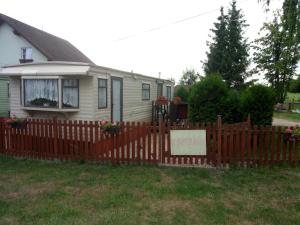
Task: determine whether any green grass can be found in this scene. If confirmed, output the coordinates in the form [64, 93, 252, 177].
[286, 92, 300, 102]
[0, 156, 300, 225]
[274, 111, 300, 122]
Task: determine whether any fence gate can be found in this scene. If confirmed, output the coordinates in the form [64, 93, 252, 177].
[159, 122, 219, 167]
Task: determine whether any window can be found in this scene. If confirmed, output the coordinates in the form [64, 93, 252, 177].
[166, 86, 171, 100]
[21, 47, 32, 60]
[98, 79, 107, 108]
[62, 79, 79, 108]
[142, 83, 150, 100]
[24, 79, 58, 107]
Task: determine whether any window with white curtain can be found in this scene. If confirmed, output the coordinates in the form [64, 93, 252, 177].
[21, 47, 32, 60]
[62, 79, 79, 108]
[24, 79, 58, 107]
[98, 79, 107, 108]
[142, 83, 150, 100]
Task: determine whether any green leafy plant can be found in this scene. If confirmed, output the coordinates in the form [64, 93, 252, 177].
[241, 85, 275, 125]
[100, 121, 121, 134]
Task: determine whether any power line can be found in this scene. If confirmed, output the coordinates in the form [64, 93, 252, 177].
[114, 0, 250, 42]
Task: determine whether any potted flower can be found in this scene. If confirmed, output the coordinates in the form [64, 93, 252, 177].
[100, 121, 121, 135]
[5, 115, 27, 129]
[156, 96, 168, 105]
[285, 126, 300, 141]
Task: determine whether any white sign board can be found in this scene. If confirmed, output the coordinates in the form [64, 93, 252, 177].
[170, 130, 206, 155]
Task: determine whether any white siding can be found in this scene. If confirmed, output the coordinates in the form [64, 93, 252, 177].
[0, 23, 47, 67]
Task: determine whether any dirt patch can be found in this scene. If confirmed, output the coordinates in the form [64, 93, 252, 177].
[3, 182, 55, 200]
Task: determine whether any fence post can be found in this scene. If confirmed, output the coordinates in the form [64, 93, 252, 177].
[217, 115, 222, 167]
[53, 117, 58, 158]
[247, 114, 251, 127]
[159, 120, 163, 164]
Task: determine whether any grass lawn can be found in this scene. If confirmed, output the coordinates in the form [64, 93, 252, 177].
[0, 156, 300, 225]
[286, 92, 300, 102]
[274, 111, 300, 122]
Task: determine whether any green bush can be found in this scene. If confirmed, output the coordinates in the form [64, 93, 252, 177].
[188, 75, 228, 123]
[241, 85, 275, 125]
[289, 77, 300, 93]
[222, 89, 243, 123]
[174, 85, 189, 102]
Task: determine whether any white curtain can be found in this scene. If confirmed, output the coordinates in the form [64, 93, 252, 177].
[24, 79, 58, 107]
[63, 80, 79, 108]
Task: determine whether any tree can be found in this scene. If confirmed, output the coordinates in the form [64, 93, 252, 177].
[203, 7, 228, 77]
[252, 11, 299, 103]
[225, 0, 250, 89]
[179, 68, 200, 85]
[259, 0, 299, 44]
[203, 1, 250, 89]
[174, 86, 189, 102]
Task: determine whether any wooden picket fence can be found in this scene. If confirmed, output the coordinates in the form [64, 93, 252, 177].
[0, 117, 299, 167]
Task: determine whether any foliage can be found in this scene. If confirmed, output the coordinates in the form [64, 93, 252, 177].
[188, 75, 228, 123]
[288, 75, 300, 92]
[100, 121, 120, 133]
[179, 68, 201, 85]
[30, 98, 58, 107]
[222, 89, 243, 123]
[174, 85, 189, 102]
[204, 1, 250, 89]
[4, 115, 27, 128]
[253, 10, 300, 103]
[241, 85, 275, 125]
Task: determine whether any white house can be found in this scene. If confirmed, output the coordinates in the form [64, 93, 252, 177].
[0, 13, 93, 117]
[0, 13, 174, 121]
[0, 62, 174, 122]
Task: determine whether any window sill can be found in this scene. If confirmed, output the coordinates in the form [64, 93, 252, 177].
[21, 107, 80, 112]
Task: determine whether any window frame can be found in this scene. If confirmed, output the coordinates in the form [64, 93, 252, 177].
[98, 78, 108, 109]
[62, 79, 79, 109]
[142, 83, 151, 101]
[21, 47, 33, 60]
[23, 79, 59, 108]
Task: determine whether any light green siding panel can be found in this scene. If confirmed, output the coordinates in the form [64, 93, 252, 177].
[0, 77, 9, 117]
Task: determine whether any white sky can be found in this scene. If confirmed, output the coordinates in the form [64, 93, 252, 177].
[1, 0, 287, 83]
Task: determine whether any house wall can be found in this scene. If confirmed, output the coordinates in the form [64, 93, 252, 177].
[0, 77, 9, 117]
[0, 23, 47, 67]
[93, 70, 174, 122]
[8, 69, 174, 122]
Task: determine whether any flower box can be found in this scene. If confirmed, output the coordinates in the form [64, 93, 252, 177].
[5, 117, 27, 129]
[100, 121, 121, 135]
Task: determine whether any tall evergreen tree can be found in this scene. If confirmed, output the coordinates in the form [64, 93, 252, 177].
[203, 1, 250, 89]
[203, 7, 228, 76]
[225, 0, 250, 89]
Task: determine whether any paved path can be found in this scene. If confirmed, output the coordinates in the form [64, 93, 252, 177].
[272, 118, 300, 127]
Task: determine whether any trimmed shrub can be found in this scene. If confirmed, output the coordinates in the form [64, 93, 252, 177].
[241, 85, 275, 125]
[174, 85, 189, 102]
[222, 89, 243, 123]
[188, 75, 228, 123]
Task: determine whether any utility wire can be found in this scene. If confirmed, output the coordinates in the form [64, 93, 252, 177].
[114, 0, 250, 41]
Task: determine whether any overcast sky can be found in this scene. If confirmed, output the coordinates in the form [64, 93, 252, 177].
[2, 0, 286, 83]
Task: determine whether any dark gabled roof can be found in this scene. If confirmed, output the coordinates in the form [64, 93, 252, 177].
[0, 13, 94, 64]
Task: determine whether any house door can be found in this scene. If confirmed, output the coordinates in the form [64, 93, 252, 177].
[111, 77, 123, 122]
[157, 83, 163, 97]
